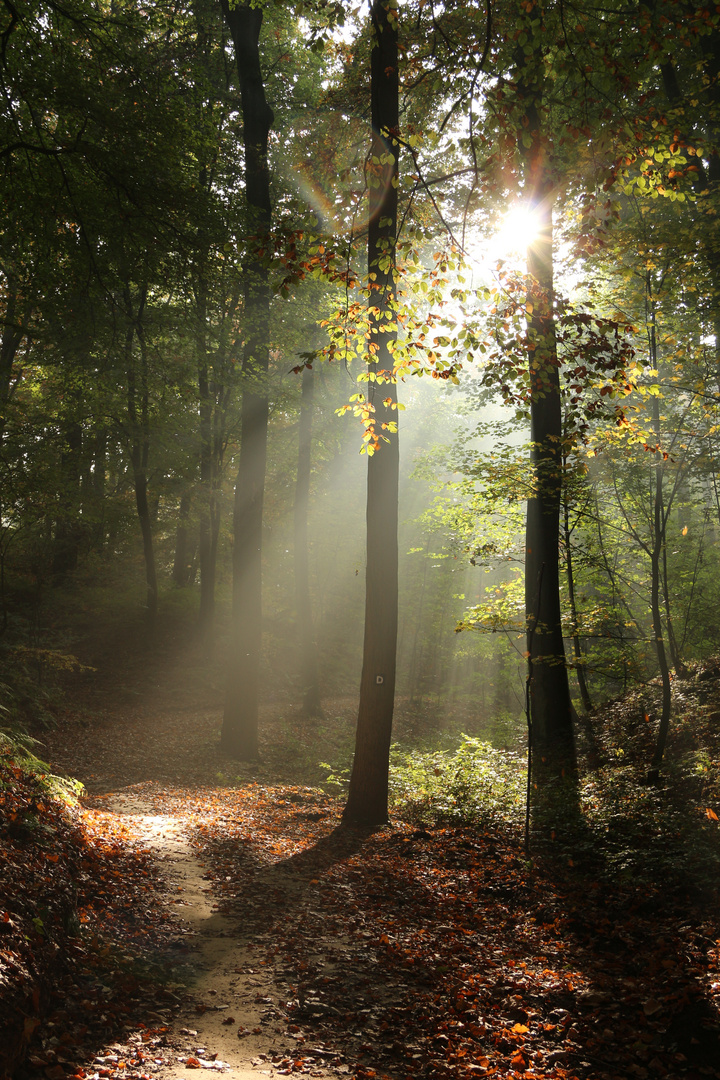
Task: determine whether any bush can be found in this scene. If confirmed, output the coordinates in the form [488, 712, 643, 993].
[388, 734, 526, 827]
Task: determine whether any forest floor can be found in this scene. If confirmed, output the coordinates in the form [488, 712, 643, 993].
[2, 609, 720, 1080]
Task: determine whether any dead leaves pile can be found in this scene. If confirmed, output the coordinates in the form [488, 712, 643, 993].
[3, 750, 720, 1080]
[0, 751, 182, 1079]
[174, 782, 720, 1080]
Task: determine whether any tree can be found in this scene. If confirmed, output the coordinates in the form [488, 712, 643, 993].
[343, 0, 400, 827]
[294, 361, 323, 717]
[220, 0, 274, 759]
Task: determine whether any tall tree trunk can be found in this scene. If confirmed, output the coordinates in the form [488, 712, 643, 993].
[294, 363, 323, 717]
[518, 40, 575, 771]
[343, 0, 399, 827]
[661, 536, 689, 679]
[125, 289, 158, 627]
[648, 312, 672, 776]
[0, 277, 25, 443]
[196, 267, 217, 635]
[562, 464, 592, 714]
[173, 489, 195, 586]
[52, 417, 83, 579]
[220, 0, 273, 759]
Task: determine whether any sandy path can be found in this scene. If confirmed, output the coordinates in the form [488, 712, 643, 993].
[107, 793, 347, 1080]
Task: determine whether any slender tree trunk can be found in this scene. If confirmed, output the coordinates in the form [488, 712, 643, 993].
[562, 469, 592, 714]
[0, 279, 24, 443]
[343, 0, 399, 827]
[220, 0, 273, 759]
[125, 291, 158, 627]
[661, 536, 688, 679]
[407, 538, 429, 708]
[518, 58, 575, 771]
[197, 270, 217, 634]
[52, 418, 83, 579]
[649, 390, 672, 775]
[294, 363, 323, 717]
[173, 489, 194, 586]
[91, 426, 107, 550]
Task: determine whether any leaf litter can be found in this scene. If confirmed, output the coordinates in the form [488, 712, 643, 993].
[3, 626, 720, 1080]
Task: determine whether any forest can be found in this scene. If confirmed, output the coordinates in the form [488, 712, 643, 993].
[2, 0, 720, 1078]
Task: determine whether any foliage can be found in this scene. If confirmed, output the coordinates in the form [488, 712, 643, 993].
[0, 740, 180, 1077]
[0, 729, 83, 803]
[388, 734, 526, 827]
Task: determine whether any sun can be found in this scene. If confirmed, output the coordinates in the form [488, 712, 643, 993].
[487, 204, 543, 264]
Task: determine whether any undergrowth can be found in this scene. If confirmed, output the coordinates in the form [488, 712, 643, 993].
[0, 730, 83, 803]
[388, 735, 526, 827]
[317, 686, 720, 898]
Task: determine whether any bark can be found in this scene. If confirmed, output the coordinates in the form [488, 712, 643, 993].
[562, 475, 592, 714]
[518, 51, 575, 771]
[52, 418, 83, 579]
[220, 0, 273, 759]
[173, 489, 195, 586]
[662, 537, 689, 679]
[125, 290, 158, 627]
[196, 267, 217, 635]
[0, 277, 24, 442]
[294, 363, 323, 717]
[648, 378, 672, 776]
[343, 0, 399, 827]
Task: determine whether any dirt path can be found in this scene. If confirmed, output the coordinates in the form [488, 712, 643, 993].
[104, 791, 347, 1080]
[39, 625, 357, 1080]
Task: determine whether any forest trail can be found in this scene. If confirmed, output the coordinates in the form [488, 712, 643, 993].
[36, 619, 358, 1080]
[103, 791, 346, 1080]
[25, 619, 720, 1080]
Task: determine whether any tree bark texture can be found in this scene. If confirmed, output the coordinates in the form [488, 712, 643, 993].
[343, 0, 400, 827]
[126, 311, 158, 627]
[517, 34, 575, 770]
[562, 479, 593, 715]
[220, 0, 273, 759]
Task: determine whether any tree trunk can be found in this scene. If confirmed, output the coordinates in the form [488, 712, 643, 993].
[343, 0, 399, 827]
[125, 293, 158, 627]
[649, 389, 672, 776]
[519, 65, 575, 771]
[562, 465, 592, 714]
[220, 0, 273, 759]
[173, 489, 195, 586]
[52, 418, 83, 579]
[0, 277, 25, 443]
[197, 269, 217, 635]
[294, 363, 323, 717]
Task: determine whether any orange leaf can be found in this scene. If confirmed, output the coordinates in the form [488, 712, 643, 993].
[512, 1023, 529, 1034]
[706, 808, 718, 821]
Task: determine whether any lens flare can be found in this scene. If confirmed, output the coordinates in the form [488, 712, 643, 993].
[489, 204, 543, 263]
[274, 117, 392, 237]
